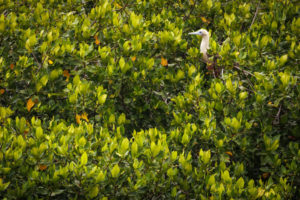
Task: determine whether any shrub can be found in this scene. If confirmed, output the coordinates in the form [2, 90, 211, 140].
[0, 0, 299, 199]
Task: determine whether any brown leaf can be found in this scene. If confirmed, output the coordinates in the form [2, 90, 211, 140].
[225, 151, 233, 157]
[262, 172, 270, 179]
[39, 164, 47, 171]
[0, 89, 5, 95]
[63, 70, 70, 82]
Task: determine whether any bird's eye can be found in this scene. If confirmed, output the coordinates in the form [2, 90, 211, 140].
[199, 31, 202, 34]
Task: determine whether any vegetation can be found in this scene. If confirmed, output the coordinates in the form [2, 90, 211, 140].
[0, 0, 299, 199]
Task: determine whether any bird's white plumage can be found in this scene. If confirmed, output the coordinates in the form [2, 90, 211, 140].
[189, 29, 210, 62]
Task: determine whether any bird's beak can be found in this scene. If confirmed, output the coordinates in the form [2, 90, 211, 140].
[188, 31, 199, 35]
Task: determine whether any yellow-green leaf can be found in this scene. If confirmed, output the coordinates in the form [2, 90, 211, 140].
[81, 152, 88, 166]
[111, 164, 120, 178]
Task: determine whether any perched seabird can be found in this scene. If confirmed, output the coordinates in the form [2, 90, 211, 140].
[189, 29, 210, 63]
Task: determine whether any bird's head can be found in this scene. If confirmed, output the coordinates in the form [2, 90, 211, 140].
[188, 29, 209, 37]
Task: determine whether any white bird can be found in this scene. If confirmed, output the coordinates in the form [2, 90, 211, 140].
[189, 29, 210, 63]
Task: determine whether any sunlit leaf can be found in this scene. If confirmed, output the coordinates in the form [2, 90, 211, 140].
[114, 2, 122, 9]
[111, 164, 120, 178]
[80, 152, 88, 165]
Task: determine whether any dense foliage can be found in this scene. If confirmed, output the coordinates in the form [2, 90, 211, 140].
[0, 0, 299, 199]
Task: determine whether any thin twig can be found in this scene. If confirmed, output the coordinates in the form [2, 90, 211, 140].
[249, 3, 260, 29]
[31, 52, 42, 70]
[273, 104, 282, 125]
[183, 2, 196, 21]
[233, 65, 254, 77]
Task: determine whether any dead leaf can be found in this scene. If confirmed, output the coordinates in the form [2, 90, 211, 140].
[76, 114, 81, 124]
[262, 172, 270, 179]
[201, 17, 208, 23]
[81, 112, 89, 122]
[63, 70, 70, 82]
[10, 63, 14, 70]
[0, 89, 5, 95]
[39, 164, 47, 171]
[161, 57, 168, 66]
[24, 130, 29, 136]
[225, 151, 233, 157]
[131, 56, 136, 62]
[94, 35, 100, 45]
[27, 98, 35, 112]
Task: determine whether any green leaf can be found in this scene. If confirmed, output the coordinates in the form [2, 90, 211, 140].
[239, 91, 248, 100]
[215, 82, 222, 93]
[279, 54, 288, 66]
[73, 75, 81, 86]
[79, 136, 86, 147]
[171, 151, 178, 162]
[111, 164, 120, 178]
[40, 75, 48, 86]
[118, 113, 126, 124]
[207, 174, 215, 188]
[35, 127, 43, 139]
[98, 94, 107, 105]
[89, 185, 99, 198]
[221, 170, 231, 183]
[236, 177, 244, 189]
[150, 142, 160, 157]
[120, 138, 129, 153]
[81, 152, 88, 166]
[181, 133, 190, 146]
[96, 170, 106, 182]
[231, 117, 241, 131]
[131, 141, 138, 157]
[119, 57, 125, 71]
